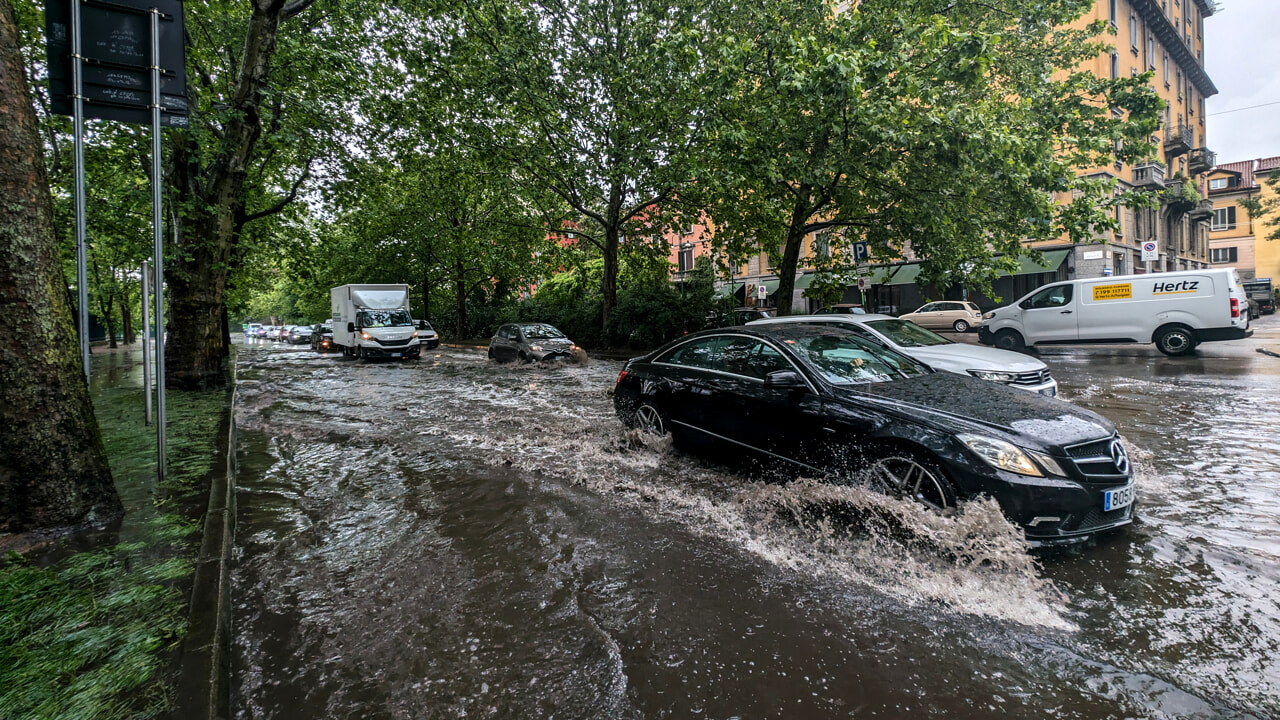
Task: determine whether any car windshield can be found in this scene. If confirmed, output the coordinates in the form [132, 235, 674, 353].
[358, 309, 412, 328]
[521, 324, 565, 339]
[865, 319, 951, 348]
[418, 321, 434, 332]
[769, 326, 928, 383]
[320, 326, 332, 333]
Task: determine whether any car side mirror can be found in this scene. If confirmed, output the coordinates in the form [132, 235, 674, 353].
[764, 369, 805, 388]
[347, 322, 355, 333]
[1018, 300, 1032, 310]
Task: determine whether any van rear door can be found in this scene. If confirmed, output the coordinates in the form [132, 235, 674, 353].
[1019, 283, 1078, 343]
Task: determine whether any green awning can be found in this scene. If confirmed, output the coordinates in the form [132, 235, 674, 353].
[793, 273, 816, 290]
[999, 249, 1070, 277]
[874, 263, 921, 286]
[760, 278, 781, 294]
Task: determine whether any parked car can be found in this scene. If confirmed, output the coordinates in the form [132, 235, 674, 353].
[614, 323, 1134, 545]
[978, 268, 1252, 356]
[898, 301, 983, 333]
[311, 324, 337, 352]
[489, 323, 580, 362]
[749, 314, 1058, 396]
[814, 304, 867, 315]
[414, 320, 440, 349]
[288, 325, 313, 344]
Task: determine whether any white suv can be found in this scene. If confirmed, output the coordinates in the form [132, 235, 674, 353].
[748, 314, 1059, 396]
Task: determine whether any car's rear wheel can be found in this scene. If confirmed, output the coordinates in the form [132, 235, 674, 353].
[953, 319, 970, 333]
[869, 452, 959, 513]
[634, 402, 669, 437]
[993, 328, 1025, 352]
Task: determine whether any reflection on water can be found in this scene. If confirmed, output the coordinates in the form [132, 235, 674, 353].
[232, 342, 1280, 719]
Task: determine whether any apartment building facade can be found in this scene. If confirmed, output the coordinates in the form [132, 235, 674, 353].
[1207, 156, 1280, 282]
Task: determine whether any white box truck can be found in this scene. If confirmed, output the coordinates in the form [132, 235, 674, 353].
[977, 268, 1251, 356]
[330, 284, 422, 360]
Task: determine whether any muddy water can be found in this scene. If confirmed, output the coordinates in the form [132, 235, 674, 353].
[231, 339, 1280, 719]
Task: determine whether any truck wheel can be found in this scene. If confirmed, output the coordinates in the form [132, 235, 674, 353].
[993, 329, 1025, 352]
[952, 319, 970, 333]
[1154, 325, 1196, 356]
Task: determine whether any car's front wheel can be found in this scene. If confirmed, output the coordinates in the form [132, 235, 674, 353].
[869, 451, 959, 513]
[993, 328, 1025, 352]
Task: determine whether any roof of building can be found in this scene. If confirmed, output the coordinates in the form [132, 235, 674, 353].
[1258, 156, 1280, 173]
[1215, 160, 1255, 188]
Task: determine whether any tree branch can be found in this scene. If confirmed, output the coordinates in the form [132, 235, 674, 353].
[239, 160, 312, 225]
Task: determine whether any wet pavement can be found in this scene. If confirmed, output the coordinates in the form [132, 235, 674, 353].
[230, 318, 1280, 719]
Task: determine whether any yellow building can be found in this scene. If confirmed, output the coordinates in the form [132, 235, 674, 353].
[1207, 156, 1280, 282]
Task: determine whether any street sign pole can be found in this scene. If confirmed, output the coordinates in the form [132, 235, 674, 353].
[150, 8, 166, 477]
[141, 260, 152, 426]
[70, 0, 89, 381]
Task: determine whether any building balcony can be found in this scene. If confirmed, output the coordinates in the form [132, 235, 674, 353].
[1131, 163, 1166, 189]
[1188, 199, 1215, 222]
[1164, 125, 1195, 159]
[1188, 148, 1217, 175]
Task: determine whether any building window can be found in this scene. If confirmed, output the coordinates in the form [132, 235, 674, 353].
[1209, 178, 1227, 190]
[1130, 13, 1139, 49]
[1109, 0, 1117, 23]
[1212, 206, 1236, 231]
[1163, 53, 1170, 86]
[812, 231, 831, 259]
[678, 243, 694, 273]
[1148, 35, 1156, 68]
[1110, 52, 1119, 79]
[1176, 70, 1183, 100]
[1210, 247, 1238, 263]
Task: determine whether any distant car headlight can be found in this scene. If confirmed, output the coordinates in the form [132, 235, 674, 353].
[968, 370, 1018, 383]
[957, 434, 1043, 477]
[569, 344, 581, 352]
[529, 345, 542, 352]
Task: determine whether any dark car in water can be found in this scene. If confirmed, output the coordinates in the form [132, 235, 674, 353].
[311, 324, 337, 353]
[488, 323, 580, 363]
[613, 323, 1135, 545]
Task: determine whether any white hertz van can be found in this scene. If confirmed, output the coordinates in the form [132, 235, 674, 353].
[977, 268, 1251, 356]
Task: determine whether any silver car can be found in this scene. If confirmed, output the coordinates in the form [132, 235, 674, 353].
[488, 323, 581, 363]
[749, 314, 1058, 396]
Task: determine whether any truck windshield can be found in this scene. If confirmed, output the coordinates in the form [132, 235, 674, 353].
[358, 309, 412, 328]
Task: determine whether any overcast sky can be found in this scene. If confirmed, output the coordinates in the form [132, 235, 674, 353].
[1204, 0, 1280, 164]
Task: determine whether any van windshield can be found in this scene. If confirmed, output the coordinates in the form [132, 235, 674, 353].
[358, 309, 412, 328]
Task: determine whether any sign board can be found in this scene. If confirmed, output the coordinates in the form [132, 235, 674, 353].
[46, 0, 189, 127]
[851, 242, 869, 262]
[757, 284, 767, 300]
[1141, 241, 1158, 262]
[1092, 283, 1133, 301]
[857, 277, 869, 291]
[1082, 250, 1104, 260]
[1102, 267, 1113, 276]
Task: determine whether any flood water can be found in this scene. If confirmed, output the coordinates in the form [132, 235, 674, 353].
[230, 325, 1280, 719]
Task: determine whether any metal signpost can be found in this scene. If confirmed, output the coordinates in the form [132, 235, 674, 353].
[46, 0, 187, 476]
[141, 260, 152, 426]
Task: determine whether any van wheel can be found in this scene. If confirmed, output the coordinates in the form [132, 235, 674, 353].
[952, 319, 970, 333]
[1155, 325, 1196, 356]
[993, 329, 1025, 351]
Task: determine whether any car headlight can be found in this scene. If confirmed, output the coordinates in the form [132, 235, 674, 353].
[529, 345, 542, 352]
[361, 332, 370, 340]
[969, 370, 1018, 383]
[412, 330, 419, 337]
[983, 311, 994, 319]
[957, 434, 1043, 477]
[569, 344, 581, 352]
[1026, 449, 1067, 477]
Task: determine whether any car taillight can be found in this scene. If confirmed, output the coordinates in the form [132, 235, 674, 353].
[616, 369, 628, 385]
[1231, 298, 1240, 319]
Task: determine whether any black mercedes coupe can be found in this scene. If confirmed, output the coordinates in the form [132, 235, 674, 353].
[613, 323, 1135, 545]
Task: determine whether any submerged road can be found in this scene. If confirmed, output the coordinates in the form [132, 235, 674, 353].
[230, 318, 1280, 719]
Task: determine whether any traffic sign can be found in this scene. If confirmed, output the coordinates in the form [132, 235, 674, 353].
[857, 277, 869, 291]
[757, 284, 767, 300]
[1141, 241, 1158, 262]
[852, 242, 869, 261]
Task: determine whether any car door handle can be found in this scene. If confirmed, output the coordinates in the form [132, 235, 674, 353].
[1060, 310, 1073, 314]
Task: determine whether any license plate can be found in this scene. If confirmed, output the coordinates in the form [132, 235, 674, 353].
[391, 352, 401, 358]
[1039, 387, 1056, 397]
[1104, 484, 1134, 511]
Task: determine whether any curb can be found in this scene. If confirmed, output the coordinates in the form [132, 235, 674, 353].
[172, 361, 237, 720]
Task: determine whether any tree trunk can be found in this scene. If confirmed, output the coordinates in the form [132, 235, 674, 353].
[0, 0, 119, 531]
[102, 289, 117, 349]
[776, 190, 813, 316]
[422, 264, 431, 321]
[121, 284, 134, 345]
[165, 0, 298, 389]
[601, 182, 622, 334]
[454, 256, 468, 338]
